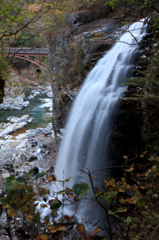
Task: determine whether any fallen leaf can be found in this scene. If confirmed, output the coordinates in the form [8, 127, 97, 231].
[40, 234, 49, 240]
[77, 223, 85, 235]
[94, 227, 101, 235]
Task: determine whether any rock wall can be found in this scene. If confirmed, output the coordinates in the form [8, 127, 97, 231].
[48, 8, 128, 137]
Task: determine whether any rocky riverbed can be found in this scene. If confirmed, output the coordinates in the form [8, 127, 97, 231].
[0, 69, 58, 239]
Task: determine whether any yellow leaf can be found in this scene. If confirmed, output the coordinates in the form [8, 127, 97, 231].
[26, 214, 33, 220]
[129, 196, 138, 204]
[40, 234, 49, 240]
[65, 177, 73, 182]
[57, 226, 66, 231]
[52, 211, 57, 217]
[48, 227, 57, 233]
[105, 179, 115, 188]
[119, 189, 125, 192]
[77, 223, 85, 235]
[3, 204, 10, 208]
[94, 227, 101, 235]
[7, 209, 18, 218]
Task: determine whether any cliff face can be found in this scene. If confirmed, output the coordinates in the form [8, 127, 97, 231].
[48, 6, 159, 161]
[48, 8, 129, 139]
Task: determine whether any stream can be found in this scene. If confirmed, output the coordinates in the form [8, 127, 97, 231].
[0, 85, 56, 179]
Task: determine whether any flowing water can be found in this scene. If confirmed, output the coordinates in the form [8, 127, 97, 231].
[0, 92, 52, 131]
[55, 20, 148, 231]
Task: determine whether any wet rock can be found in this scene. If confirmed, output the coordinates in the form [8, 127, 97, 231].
[0, 229, 8, 235]
[47, 92, 53, 97]
[26, 94, 34, 100]
[39, 141, 51, 149]
[0, 122, 27, 137]
[7, 115, 33, 123]
[3, 162, 13, 171]
[40, 148, 46, 153]
[27, 156, 38, 162]
[30, 141, 37, 148]
[20, 154, 27, 161]
[0, 209, 8, 227]
[28, 130, 36, 138]
[35, 129, 42, 133]
[0, 96, 29, 110]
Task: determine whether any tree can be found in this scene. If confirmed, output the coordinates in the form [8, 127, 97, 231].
[0, 0, 49, 102]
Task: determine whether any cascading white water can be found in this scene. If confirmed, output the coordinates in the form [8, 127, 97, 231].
[54, 20, 148, 229]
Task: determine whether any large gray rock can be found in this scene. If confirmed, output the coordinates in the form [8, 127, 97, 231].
[0, 122, 27, 137]
[7, 115, 33, 123]
[0, 96, 29, 110]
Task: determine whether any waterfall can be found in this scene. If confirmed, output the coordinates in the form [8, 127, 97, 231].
[54, 19, 147, 229]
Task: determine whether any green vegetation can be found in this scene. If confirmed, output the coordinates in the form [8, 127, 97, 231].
[0, 0, 159, 239]
[1, 152, 159, 239]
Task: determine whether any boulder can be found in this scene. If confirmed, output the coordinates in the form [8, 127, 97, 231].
[27, 155, 38, 162]
[26, 94, 34, 100]
[0, 96, 29, 110]
[7, 115, 33, 123]
[0, 122, 27, 137]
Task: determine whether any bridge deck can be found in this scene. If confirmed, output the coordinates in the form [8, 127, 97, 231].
[3, 48, 48, 55]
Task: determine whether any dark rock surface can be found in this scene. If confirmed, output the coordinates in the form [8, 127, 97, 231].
[48, 10, 126, 141]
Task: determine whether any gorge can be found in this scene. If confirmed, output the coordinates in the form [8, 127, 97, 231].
[0, 1, 159, 239]
[54, 19, 148, 233]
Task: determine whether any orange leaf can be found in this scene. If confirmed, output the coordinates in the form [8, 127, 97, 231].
[47, 175, 56, 181]
[35, 236, 40, 240]
[68, 195, 75, 198]
[66, 188, 72, 193]
[94, 227, 101, 235]
[40, 234, 49, 240]
[81, 237, 86, 240]
[65, 177, 73, 182]
[64, 214, 74, 222]
[77, 223, 85, 235]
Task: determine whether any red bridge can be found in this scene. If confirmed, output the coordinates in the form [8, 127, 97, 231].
[4, 48, 48, 69]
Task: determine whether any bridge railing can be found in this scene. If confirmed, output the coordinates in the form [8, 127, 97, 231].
[2, 48, 48, 55]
